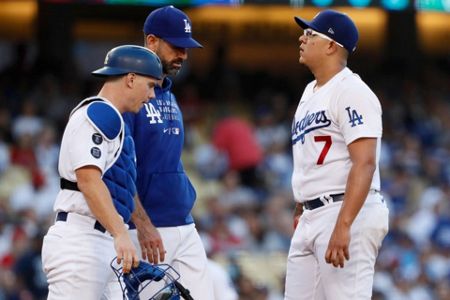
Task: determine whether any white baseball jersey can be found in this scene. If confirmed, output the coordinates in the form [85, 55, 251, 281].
[291, 67, 382, 202]
[54, 96, 123, 217]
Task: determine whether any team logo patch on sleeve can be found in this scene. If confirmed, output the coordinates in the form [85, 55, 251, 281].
[91, 147, 102, 158]
[92, 133, 103, 145]
[345, 106, 363, 127]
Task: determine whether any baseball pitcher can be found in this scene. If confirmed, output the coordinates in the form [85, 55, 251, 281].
[285, 10, 389, 300]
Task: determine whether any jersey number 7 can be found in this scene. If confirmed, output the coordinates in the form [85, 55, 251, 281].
[314, 136, 332, 165]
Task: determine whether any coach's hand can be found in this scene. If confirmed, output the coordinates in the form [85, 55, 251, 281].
[325, 223, 350, 268]
[115, 230, 139, 273]
[137, 221, 166, 264]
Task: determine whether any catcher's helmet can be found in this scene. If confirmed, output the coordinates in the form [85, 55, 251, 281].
[111, 259, 194, 300]
[92, 45, 163, 79]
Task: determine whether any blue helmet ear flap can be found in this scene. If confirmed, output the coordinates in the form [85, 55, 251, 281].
[111, 258, 184, 300]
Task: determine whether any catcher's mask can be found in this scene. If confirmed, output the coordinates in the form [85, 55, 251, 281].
[111, 258, 191, 300]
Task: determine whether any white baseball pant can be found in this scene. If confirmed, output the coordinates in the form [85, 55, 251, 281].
[284, 192, 389, 300]
[42, 213, 122, 300]
[129, 223, 214, 300]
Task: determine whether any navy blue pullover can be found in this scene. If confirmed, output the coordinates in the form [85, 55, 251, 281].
[124, 77, 196, 228]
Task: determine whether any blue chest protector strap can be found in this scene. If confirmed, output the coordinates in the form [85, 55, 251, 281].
[60, 178, 80, 191]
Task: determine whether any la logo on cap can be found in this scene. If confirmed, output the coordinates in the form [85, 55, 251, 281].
[183, 19, 191, 33]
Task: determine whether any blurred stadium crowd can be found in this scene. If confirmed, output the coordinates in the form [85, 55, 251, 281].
[0, 41, 449, 300]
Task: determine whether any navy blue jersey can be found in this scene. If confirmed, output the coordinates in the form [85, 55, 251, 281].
[124, 77, 196, 227]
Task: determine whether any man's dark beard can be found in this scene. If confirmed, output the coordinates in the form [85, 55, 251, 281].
[162, 59, 182, 77]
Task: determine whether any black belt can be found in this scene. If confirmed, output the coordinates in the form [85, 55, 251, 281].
[60, 178, 80, 191]
[56, 211, 106, 233]
[303, 193, 345, 210]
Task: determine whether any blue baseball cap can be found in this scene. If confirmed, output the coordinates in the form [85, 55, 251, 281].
[143, 5, 203, 49]
[294, 10, 359, 53]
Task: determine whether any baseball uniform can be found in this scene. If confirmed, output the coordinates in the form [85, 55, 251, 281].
[285, 68, 389, 300]
[41, 97, 125, 300]
[113, 6, 213, 299]
[124, 77, 213, 300]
